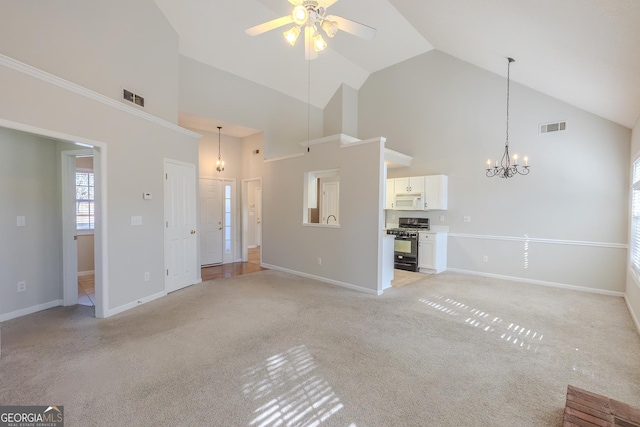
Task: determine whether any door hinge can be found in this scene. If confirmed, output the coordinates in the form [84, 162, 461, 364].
[166, 269, 169, 276]
[166, 221, 169, 228]
[165, 173, 168, 180]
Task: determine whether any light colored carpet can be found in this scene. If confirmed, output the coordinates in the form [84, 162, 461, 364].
[1, 270, 639, 426]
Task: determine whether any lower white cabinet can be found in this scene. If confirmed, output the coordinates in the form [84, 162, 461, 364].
[418, 232, 447, 274]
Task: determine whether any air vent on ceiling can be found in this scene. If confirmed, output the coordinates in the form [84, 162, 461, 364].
[539, 121, 566, 134]
[122, 88, 144, 108]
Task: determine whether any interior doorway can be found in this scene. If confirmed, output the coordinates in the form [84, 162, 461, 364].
[199, 178, 236, 266]
[241, 178, 263, 263]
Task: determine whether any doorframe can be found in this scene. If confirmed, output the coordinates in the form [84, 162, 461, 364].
[0, 118, 109, 318]
[61, 148, 92, 307]
[241, 177, 263, 263]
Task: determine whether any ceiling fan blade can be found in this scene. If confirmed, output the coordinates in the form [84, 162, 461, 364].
[318, 0, 339, 7]
[245, 15, 294, 36]
[304, 26, 318, 61]
[288, 0, 303, 5]
[331, 15, 377, 40]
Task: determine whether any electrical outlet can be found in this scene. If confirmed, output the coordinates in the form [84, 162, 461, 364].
[17, 216, 26, 227]
[483, 255, 488, 263]
[440, 215, 445, 222]
[144, 272, 150, 282]
[464, 216, 471, 223]
[317, 257, 322, 265]
[17, 281, 26, 292]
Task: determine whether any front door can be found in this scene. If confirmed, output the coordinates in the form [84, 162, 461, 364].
[164, 160, 197, 293]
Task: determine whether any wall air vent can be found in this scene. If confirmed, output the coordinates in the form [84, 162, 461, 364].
[122, 88, 144, 108]
[539, 121, 566, 134]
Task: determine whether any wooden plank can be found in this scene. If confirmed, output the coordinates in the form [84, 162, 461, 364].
[564, 413, 612, 427]
[567, 400, 614, 422]
[611, 400, 640, 426]
[565, 407, 613, 427]
[568, 394, 612, 414]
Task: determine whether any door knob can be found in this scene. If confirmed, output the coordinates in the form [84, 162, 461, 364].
[190, 230, 196, 235]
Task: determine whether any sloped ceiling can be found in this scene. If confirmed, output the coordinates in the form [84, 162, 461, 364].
[155, 0, 640, 130]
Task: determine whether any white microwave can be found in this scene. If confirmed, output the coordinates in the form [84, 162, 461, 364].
[394, 194, 423, 210]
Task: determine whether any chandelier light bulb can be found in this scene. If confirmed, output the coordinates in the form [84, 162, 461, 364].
[312, 32, 327, 52]
[284, 26, 301, 46]
[321, 19, 339, 38]
[292, 5, 308, 25]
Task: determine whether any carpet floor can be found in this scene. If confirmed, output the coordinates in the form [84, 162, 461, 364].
[1, 270, 639, 426]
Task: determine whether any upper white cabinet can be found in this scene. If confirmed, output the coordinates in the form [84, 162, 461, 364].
[394, 176, 424, 194]
[386, 174, 448, 211]
[385, 179, 395, 210]
[424, 175, 448, 210]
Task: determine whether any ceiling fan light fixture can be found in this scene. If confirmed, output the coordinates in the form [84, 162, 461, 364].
[284, 26, 301, 46]
[321, 19, 338, 38]
[292, 5, 308, 25]
[312, 32, 327, 52]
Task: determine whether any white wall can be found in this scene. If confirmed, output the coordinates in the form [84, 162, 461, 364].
[0, 1, 199, 319]
[360, 50, 631, 293]
[0, 129, 63, 317]
[627, 120, 640, 331]
[0, 0, 179, 123]
[179, 56, 323, 159]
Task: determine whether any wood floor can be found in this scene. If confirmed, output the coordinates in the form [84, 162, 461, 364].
[77, 246, 266, 307]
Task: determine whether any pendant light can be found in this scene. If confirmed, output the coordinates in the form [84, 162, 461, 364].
[486, 57, 530, 178]
[216, 126, 225, 173]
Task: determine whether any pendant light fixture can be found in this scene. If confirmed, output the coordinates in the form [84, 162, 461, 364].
[216, 126, 225, 173]
[486, 57, 530, 178]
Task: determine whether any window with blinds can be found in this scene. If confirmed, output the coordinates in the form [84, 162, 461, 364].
[631, 159, 640, 272]
[76, 171, 95, 230]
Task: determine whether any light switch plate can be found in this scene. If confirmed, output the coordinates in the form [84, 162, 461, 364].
[17, 216, 25, 227]
[131, 216, 143, 226]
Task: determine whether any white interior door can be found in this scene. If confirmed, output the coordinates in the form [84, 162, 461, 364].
[321, 182, 339, 224]
[255, 186, 262, 246]
[200, 178, 223, 265]
[164, 160, 197, 293]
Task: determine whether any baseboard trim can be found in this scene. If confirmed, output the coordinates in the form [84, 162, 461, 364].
[78, 270, 95, 277]
[262, 263, 382, 296]
[447, 268, 625, 297]
[624, 294, 640, 336]
[0, 299, 63, 323]
[106, 291, 166, 318]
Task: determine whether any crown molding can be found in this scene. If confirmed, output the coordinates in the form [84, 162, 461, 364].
[0, 53, 201, 140]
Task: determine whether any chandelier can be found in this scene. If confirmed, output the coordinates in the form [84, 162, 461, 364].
[486, 57, 530, 178]
[216, 126, 225, 173]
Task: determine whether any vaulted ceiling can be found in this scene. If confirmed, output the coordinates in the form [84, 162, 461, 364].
[155, 0, 640, 130]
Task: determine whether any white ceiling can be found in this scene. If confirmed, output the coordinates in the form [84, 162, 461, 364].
[155, 0, 640, 131]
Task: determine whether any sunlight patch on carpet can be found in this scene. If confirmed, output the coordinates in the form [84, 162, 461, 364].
[420, 294, 544, 351]
[242, 345, 350, 427]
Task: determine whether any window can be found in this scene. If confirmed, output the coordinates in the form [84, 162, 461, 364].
[632, 158, 640, 273]
[76, 171, 95, 230]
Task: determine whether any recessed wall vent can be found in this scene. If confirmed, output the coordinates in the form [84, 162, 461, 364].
[122, 88, 144, 108]
[539, 121, 566, 134]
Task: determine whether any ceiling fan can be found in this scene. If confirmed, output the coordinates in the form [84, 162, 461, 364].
[246, 0, 377, 60]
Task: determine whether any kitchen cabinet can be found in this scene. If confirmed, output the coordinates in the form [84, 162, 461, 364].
[385, 179, 395, 210]
[424, 175, 448, 210]
[418, 231, 447, 273]
[386, 175, 448, 210]
[394, 176, 424, 194]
